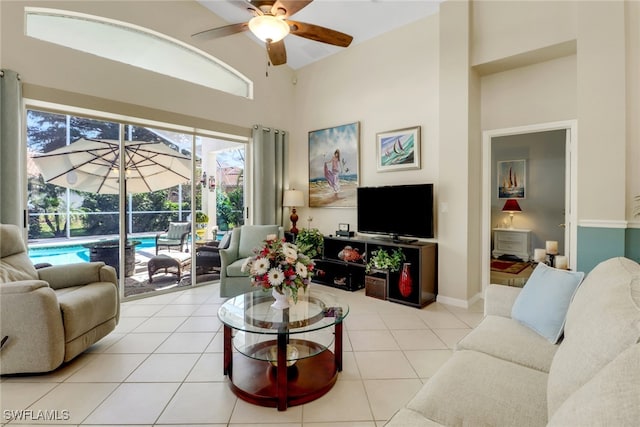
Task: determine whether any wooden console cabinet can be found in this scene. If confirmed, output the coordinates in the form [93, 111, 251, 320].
[313, 235, 438, 307]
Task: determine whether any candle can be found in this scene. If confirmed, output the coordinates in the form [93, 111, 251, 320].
[534, 248, 546, 263]
[546, 241, 558, 255]
[555, 255, 568, 270]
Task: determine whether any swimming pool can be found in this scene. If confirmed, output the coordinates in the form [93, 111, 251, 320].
[29, 236, 157, 266]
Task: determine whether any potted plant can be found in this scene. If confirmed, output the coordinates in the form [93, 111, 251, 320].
[365, 247, 405, 273]
[194, 211, 209, 240]
[295, 228, 324, 259]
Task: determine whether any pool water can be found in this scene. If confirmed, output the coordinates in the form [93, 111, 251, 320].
[29, 237, 157, 266]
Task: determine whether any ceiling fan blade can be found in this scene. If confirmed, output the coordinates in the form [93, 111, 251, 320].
[192, 23, 249, 41]
[271, 0, 312, 18]
[267, 40, 287, 65]
[288, 20, 353, 47]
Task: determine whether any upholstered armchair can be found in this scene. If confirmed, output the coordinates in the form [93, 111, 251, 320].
[155, 222, 190, 254]
[219, 225, 283, 298]
[0, 224, 119, 375]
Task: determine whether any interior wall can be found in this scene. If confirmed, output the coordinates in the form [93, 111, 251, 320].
[480, 55, 576, 131]
[626, 0, 640, 224]
[471, 0, 577, 67]
[491, 130, 566, 254]
[290, 15, 440, 236]
[0, 0, 296, 131]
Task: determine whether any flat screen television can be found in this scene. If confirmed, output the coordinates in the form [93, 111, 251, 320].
[357, 183, 434, 241]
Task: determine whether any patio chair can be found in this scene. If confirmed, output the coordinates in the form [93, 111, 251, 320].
[155, 222, 190, 255]
[195, 232, 231, 275]
[0, 223, 119, 374]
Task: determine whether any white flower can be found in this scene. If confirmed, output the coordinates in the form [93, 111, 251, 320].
[282, 246, 298, 261]
[252, 257, 270, 275]
[283, 242, 298, 252]
[267, 267, 284, 286]
[295, 262, 308, 278]
[241, 257, 251, 273]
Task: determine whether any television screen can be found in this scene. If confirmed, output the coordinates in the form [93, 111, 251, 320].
[357, 184, 434, 240]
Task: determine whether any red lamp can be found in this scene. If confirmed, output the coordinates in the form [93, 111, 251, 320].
[283, 189, 304, 234]
[502, 199, 522, 229]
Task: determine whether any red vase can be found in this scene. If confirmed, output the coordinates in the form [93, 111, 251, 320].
[398, 263, 413, 298]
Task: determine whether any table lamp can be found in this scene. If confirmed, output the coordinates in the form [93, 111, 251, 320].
[502, 199, 522, 229]
[283, 189, 304, 234]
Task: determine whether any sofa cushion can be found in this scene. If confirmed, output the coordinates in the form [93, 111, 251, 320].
[456, 315, 558, 372]
[511, 263, 584, 343]
[0, 258, 38, 282]
[56, 282, 118, 342]
[385, 407, 446, 426]
[547, 257, 640, 418]
[226, 259, 250, 277]
[403, 350, 548, 427]
[548, 342, 640, 426]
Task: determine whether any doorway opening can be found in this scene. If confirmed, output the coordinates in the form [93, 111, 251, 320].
[482, 121, 577, 291]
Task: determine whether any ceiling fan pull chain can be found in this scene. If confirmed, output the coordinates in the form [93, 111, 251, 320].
[265, 47, 271, 77]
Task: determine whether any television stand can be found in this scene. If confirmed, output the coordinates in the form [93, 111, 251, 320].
[313, 235, 438, 307]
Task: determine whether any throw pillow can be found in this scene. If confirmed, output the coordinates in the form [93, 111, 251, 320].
[511, 262, 585, 344]
[218, 232, 231, 249]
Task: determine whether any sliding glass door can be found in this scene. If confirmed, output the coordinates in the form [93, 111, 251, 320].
[26, 108, 238, 299]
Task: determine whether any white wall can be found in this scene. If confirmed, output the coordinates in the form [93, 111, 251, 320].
[626, 0, 640, 223]
[0, 0, 296, 132]
[290, 15, 440, 236]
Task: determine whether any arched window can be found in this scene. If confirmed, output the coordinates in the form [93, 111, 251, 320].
[25, 7, 253, 99]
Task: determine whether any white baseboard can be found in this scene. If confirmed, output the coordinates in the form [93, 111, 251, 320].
[436, 292, 483, 309]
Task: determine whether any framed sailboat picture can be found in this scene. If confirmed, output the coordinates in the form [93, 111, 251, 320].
[376, 126, 421, 172]
[498, 159, 526, 199]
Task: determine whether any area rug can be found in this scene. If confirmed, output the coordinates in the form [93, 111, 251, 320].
[490, 259, 530, 275]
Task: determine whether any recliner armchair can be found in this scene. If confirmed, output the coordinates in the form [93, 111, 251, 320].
[155, 222, 191, 254]
[0, 224, 119, 375]
[219, 225, 283, 298]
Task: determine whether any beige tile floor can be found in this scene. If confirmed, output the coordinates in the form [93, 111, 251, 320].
[1, 282, 484, 426]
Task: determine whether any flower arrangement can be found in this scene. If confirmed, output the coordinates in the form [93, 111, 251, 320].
[242, 236, 314, 303]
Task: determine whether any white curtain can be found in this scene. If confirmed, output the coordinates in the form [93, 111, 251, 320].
[0, 70, 26, 229]
[252, 125, 288, 225]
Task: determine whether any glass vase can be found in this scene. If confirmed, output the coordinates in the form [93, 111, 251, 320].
[398, 263, 413, 298]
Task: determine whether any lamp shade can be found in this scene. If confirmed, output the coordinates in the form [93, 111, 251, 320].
[283, 189, 304, 207]
[248, 15, 290, 42]
[502, 199, 522, 213]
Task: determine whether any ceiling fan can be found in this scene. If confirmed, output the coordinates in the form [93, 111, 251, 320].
[192, 0, 353, 66]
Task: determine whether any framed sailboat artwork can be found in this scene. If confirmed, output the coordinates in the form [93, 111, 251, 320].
[498, 159, 526, 199]
[376, 126, 421, 172]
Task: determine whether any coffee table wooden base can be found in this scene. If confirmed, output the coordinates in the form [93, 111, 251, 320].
[227, 339, 338, 411]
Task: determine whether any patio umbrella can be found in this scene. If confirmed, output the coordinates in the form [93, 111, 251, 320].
[31, 138, 192, 194]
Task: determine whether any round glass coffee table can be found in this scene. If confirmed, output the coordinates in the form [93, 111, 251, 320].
[218, 288, 349, 411]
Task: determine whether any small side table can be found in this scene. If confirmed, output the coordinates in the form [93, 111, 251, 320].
[492, 228, 531, 261]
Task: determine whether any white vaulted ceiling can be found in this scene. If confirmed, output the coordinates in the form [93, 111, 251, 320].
[197, 0, 443, 69]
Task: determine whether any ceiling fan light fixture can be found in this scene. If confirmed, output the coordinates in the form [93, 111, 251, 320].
[248, 15, 290, 42]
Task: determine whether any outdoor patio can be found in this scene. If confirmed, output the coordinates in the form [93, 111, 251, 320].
[29, 235, 220, 298]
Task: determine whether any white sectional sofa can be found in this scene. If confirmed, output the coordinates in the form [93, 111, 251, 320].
[385, 257, 640, 426]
